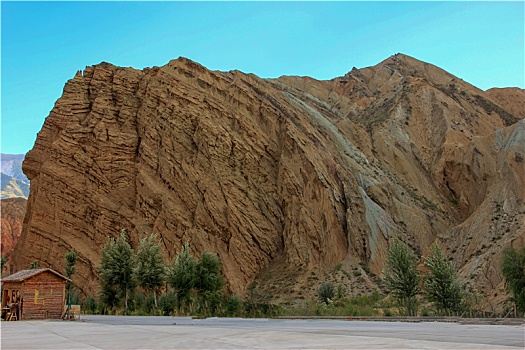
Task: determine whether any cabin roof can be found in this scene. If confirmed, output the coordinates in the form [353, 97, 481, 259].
[1, 268, 70, 282]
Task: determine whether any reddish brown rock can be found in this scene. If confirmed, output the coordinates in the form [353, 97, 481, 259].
[486, 87, 525, 119]
[12, 54, 524, 307]
[1, 197, 27, 274]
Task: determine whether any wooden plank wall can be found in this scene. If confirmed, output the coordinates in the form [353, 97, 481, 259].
[2, 282, 22, 308]
[21, 272, 66, 319]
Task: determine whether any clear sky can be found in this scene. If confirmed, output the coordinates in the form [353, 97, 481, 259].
[1, 1, 524, 155]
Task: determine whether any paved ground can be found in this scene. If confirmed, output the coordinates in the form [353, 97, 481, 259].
[1, 315, 524, 349]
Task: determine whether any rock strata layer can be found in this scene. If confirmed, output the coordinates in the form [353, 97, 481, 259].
[13, 54, 524, 306]
[1, 197, 27, 274]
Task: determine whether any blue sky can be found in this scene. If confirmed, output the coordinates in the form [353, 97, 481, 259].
[1, 1, 524, 155]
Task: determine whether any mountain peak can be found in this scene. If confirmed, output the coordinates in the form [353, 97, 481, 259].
[11, 54, 524, 309]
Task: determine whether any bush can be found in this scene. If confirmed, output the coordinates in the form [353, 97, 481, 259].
[336, 283, 346, 299]
[144, 293, 155, 314]
[225, 295, 241, 317]
[158, 291, 178, 316]
[345, 304, 375, 316]
[82, 296, 97, 314]
[129, 292, 144, 314]
[317, 282, 335, 304]
[349, 291, 382, 306]
[501, 246, 525, 316]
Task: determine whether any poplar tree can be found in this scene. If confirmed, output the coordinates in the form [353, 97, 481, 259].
[98, 229, 135, 315]
[195, 252, 224, 315]
[383, 238, 420, 316]
[168, 241, 197, 310]
[133, 233, 166, 315]
[65, 250, 78, 307]
[423, 243, 464, 315]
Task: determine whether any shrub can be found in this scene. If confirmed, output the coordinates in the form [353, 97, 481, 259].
[225, 295, 241, 317]
[82, 296, 97, 314]
[317, 282, 335, 304]
[501, 246, 525, 316]
[158, 291, 178, 316]
[336, 283, 346, 299]
[144, 293, 155, 314]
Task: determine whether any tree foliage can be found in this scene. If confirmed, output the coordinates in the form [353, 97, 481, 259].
[1, 256, 6, 271]
[423, 243, 464, 315]
[94, 237, 230, 317]
[195, 252, 224, 315]
[501, 246, 525, 316]
[167, 242, 226, 315]
[65, 250, 78, 306]
[99, 283, 120, 314]
[382, 238, 420, 316]
[133, 233, 166, 315]
[195, 252, 224, 294]
[168, 241, 197, 307]
[98, 229, 135, 315]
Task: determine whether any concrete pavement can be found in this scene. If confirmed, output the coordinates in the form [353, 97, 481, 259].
[1, 316, 524, 349]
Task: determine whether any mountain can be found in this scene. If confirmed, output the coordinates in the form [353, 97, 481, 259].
[11, 54, 524, 309]
[1, 154, 30, 199]
[485, 88, 525, 119]
[1, 197, 28, 274]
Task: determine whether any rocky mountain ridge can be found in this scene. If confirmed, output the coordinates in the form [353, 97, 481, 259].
[1, 154, 30, 199]
[11, 54, 524, 308]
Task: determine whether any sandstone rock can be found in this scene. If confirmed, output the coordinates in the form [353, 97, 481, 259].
[12, 54, 524, 308]
[486, 87, 525, 119]
[1, 197, 27, 274]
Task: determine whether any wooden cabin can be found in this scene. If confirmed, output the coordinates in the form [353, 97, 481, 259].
[1, 268, 70, 320]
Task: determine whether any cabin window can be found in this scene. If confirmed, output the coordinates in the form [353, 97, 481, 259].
[33, 289, 45, 305]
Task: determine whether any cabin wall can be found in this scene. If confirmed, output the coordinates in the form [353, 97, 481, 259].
[2, 282, 22, 308]
[21, 272, 66, 319]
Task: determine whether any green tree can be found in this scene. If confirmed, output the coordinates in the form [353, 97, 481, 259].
[225, 295, 241, 317]
[65, 250, 78, 308]
[423, 243, 463, 315]
[98, 229, 136, 315]
[158, 291, 178, 316]
[382, 238, 420, 316]
[82, 296, 97, 315]
[133, 233, 166, 315]
[99, 283, 119, 315]
[501, 246, 525, 316]
[29, 260, 39, 269]
[195, 252, 224, 315]
[168, 242, 197, 312]
[195, 252, 224, 294]
[1, 256, 6, 272]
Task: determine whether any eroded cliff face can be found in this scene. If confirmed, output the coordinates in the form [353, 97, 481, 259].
[13, 54, 524, 306]
[1, 197, 27, 274]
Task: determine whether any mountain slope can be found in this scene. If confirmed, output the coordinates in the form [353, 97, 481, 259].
[12, 54, 524, 308]
[1, 154, 30, 199]
[1, 197, 28, 273]
[486, 87, 525, 119]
